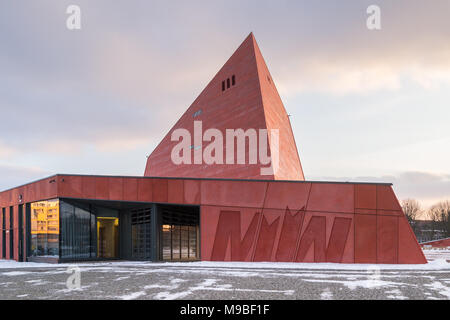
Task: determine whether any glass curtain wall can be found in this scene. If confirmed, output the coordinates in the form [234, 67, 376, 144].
[131, 207, 152, 259]
[2, 208, 5, 258]
[60, 200, 96, 259]
[30, 199, 59, 257]
[160, 206, 199, 261]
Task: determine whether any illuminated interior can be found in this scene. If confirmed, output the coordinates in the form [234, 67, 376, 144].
[30, 199, 59, 257]
[97, 217, 119, 259]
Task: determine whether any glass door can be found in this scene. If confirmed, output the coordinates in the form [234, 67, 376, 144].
[97, 217, 119, 259]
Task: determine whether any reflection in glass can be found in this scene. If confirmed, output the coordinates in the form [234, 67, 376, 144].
[30, 199, 59, 257]
[181, 226, 189, 259]
[162, 224, 172, 260]
[131, 207, 151, 259]
[172, 225, 181, 259]
[161, 224, 198, 261]
[60, 200, 96, 259]
[189, 226, 197, 258]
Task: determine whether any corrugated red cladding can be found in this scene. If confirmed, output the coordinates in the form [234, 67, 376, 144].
[0, 175, 426, 264]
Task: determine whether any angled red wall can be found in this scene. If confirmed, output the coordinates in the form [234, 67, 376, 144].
[200, 181, 427, 264]
[0, 175, 426, 264]
[144, 33, 304, 181]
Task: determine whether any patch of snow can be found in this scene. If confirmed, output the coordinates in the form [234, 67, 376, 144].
[119, 291, 147, 300]
[154, 290, 191, 300]
[1, 271, 31, 276]
[424, 281, 450, 299]
[87, 259, 450, 271]
[303, 278, 407, 290]
[385, 289, 408, 300]
[170, 278, 187, 284]
[113, 276, 130, 281]
[0, 260, 61, 269]
[1, 257, 449, 271]
[320, 288, 333, 300]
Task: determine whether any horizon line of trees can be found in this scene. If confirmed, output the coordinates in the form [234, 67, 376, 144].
[401, 199, 450, 242]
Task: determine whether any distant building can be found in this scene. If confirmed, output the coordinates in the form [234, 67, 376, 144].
[413, 220, 446, 243]
[420, 237, 450, 249]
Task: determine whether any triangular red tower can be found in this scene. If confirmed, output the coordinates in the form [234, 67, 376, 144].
[144, 33, 305, 180]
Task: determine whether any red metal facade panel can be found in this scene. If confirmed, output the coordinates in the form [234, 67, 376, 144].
[144, 34, 304, 181]
[95, 177, 110, 200]
[108, 177, 124, 200]
[199, 181, 424, 264]
[263, 182, 310, 211]
[307, 183, 354, 213]
[82, 176, 97, 199]
[0, 210, 2, 258]
[275, 207, 305, 262]
[253, 35, 304, 181]
[168, 179, 184, 204]
[204, 206, 261, 262]
[355, 184, 377, 209]
[137, 178, 153, 202]
[377, 215, 399, 264]
[327, 215, 353, 263]
[59, 175, 83, 199]
[200, 180, 267, 208]
[0, 175, 426, 264]
[201, 206, 354, 263]
[123, 178, 138, 201]
[377, 185, 402, 211]
[184, 179, 201, 204]
[354, 214, 377, 263]
[200, 205, 221, 261]
[152, 179, 168, 203]
[253, 209, 282, 262]
[398, 217, 427, 263]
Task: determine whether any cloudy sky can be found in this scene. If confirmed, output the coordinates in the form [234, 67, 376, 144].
[1, 1, 449, 211]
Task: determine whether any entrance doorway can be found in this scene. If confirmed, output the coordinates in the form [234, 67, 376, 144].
[160, 205, 199, 261]
[97, 217, 119, 259]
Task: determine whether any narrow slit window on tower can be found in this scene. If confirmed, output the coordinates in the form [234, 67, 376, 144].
[227, 78, 230, 89]
[222, 81, 225, 91]
[232, 75, 235, 86]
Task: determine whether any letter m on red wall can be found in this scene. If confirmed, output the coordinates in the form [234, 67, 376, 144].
[211, 211, 260, 261]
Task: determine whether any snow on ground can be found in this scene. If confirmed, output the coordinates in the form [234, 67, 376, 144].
[0, 259, 448, 299]
[423, 249, 450, 262]
[0, 258, 449, 271]
[0, 249, 448, 300]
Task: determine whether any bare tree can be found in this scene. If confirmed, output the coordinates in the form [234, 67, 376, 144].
[401, 199, 422, 236]
[427, 200, 450, 239]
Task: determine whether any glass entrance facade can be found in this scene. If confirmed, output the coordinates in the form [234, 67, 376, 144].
[131, 207, 152, 259]
[27, 199, 199, 262]
[97, 217, 119, 259]
[30, 199, 60, 257]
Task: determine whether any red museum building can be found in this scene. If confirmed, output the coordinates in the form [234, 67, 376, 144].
[0, 34, 426, 264]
